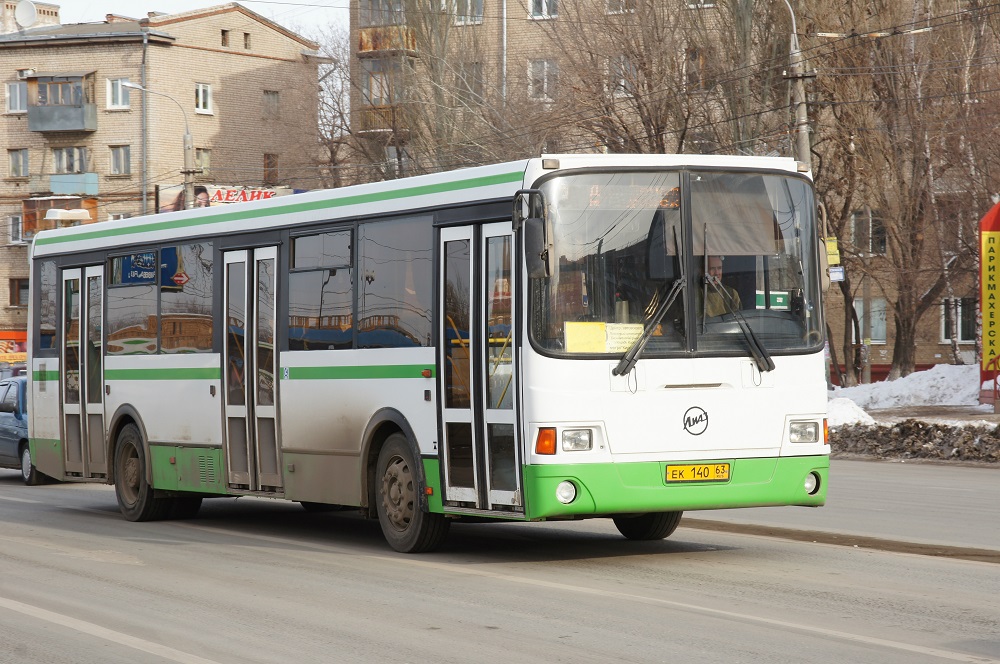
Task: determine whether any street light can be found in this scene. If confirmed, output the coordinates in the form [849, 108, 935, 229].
[122, 81, 196, 210]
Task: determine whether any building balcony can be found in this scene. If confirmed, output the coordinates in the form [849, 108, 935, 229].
[354, 105, 409, 135]
[27, 103, 98, 132]
[358, 26, 416, 54]
[49, 173, 99, 196]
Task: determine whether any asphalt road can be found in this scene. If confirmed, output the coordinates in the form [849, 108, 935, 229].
[0, 461, 998, 664]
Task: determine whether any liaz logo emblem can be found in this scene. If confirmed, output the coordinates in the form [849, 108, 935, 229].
[683, 407, 708, 435]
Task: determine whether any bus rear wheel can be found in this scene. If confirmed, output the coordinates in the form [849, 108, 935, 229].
[375, 433, 449, 553]
[114, 423, 171, 522]
[612, 511, 683, 540]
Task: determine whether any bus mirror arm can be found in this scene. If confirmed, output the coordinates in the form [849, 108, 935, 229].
[512, 189, 544, 231]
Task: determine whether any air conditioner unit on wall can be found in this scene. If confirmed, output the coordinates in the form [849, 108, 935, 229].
[16, 69, 34, 80]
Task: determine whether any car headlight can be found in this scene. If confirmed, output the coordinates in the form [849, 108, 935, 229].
[789, 421, 819, 443]
[562, 429, 593, 451]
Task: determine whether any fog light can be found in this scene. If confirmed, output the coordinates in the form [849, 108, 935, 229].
[804, 472, 820, 495]
[562, 429, 592, 451]
[556, 480, 577, 504]
[789, 421, 819, 443]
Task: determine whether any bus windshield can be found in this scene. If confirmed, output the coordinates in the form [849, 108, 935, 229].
[529, 170, 822, 359]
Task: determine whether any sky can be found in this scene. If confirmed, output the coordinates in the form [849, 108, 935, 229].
[51, 0, 346, 35]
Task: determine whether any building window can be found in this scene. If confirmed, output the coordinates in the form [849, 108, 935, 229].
[451, 0, 483, 24]
[609, 55, 638, 97]
[36, 76, 91, 106]
[195, 83, 212, 114]
[528, 59, 558, 101]
[851, 209, 886, 255]
[8, 215, 23, 244]
[109, 213, 132, 221]
[686, 0, 716, 7]
[263, 153, 278, 185]
[110, 145, 130, 175]
[52, 146, 87, 174]
[107, 78, 130, 109]
[359, 0, 404, 27]
[195, 148, 211, 176]
[243, 32, 251, 49]
[606, 0, 636, 13]
[686, 47, 714, 92]
[263, 90, 280, 119]
[221, 29, 230, 47]
[455, 61, 484, 104]
[6, 81, 26, 113]
[10, 279, 29, 307]
[941, 297, 976, 344]
[853, 296, 887, 345]
[8, 148, 28, 178]
[530, 0, 557, 18]
[362, 59, 402, 106]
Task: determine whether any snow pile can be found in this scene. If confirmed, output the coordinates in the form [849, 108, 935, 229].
[833, 364, 980, 409]
[827, 397, 876, 426]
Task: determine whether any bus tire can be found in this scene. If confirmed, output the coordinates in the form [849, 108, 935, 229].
[375, 433, 449, 553]
[20, 443, 41, 486]
[114, 423, 170, 522]
[612, 511, 683, 540]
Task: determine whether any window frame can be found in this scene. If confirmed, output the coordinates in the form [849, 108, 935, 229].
[5, 81, 27, 113]
[528, 59, 558, 102]
[851, 208, 887, 256]
[852, 296, 888, 345]
[450, 0, 484, 25]
[109, 145, 131, 176]
[940, 297, 976, 344]
[8, 148, 28, 178]
[195, 83, 213, 114]
[8, 215, 23, 244]
[106, 78, 131, 110]
[263, 90, 280, 119]
[195, 148, 211, 176]
[9, 278, 29, 307]
[52, 146, 87, 174]
[530, 0, 557, 19]
[263, 153, 279, 185]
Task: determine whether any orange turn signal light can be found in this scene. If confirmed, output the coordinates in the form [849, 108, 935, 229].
[823, 418, 829, 445]
[535, 427, 557, 455]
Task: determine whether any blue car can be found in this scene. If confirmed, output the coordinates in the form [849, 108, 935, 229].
[0, 376, 41, 485]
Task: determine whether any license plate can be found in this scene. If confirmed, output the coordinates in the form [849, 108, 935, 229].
[665, 463, 730, 483]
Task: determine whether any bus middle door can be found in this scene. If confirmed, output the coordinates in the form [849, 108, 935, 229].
[223, 248, 282, 492]
[439, 223, 521, 513]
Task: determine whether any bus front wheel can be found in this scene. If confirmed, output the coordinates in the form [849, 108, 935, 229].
[114, 423, 171, 522]
[612, 511, 683, 540]
[375, 433, 449, 553]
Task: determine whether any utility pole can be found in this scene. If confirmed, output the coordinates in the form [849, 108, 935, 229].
[782, 0, 811, 170]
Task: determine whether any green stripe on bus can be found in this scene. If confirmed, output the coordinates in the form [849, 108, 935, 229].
[285, 365, 434, 380]
[33, 370, 59, 381]
[104, 367, 221, 380]
[35, 170, 525, 247]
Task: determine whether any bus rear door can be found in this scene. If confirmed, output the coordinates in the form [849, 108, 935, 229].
[439, 223, 521, 512]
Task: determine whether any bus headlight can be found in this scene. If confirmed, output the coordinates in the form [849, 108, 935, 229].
[789, 421, 819, 443]
[562, 429, 592, 451]
[804, 472, 821, 495]
[556, 481, 577, 504]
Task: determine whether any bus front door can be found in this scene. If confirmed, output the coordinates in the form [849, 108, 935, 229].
[439, 223, 521, 512]
[223, 248, 282, 492]
[61, 266, 107, 479]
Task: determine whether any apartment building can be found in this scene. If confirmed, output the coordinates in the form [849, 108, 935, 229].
[0, 2, 326, 350]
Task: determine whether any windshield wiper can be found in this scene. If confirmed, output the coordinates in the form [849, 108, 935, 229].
[704, 274, 775, 372]
[612, 277, 684, 376]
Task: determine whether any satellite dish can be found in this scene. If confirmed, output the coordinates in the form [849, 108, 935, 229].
[14, 0, 38, 29]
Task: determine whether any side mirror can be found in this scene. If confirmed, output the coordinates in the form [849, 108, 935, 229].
[524, 217, 550, 278]
[0, 400, 13, 414]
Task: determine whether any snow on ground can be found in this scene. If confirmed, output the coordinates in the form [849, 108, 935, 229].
[828, 364, 983, 426]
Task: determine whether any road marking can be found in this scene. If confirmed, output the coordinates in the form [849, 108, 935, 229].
[0, 494, 40, 503]
[178, 521, 1000, 664]
[0, 596, 224, 664]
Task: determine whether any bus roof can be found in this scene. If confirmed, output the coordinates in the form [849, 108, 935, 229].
[30, 153, 805, 259]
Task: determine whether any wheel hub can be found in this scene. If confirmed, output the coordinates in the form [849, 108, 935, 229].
[380, 455, 414, 532]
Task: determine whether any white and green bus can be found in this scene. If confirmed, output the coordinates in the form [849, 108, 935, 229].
[27, 154, 828, 552]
